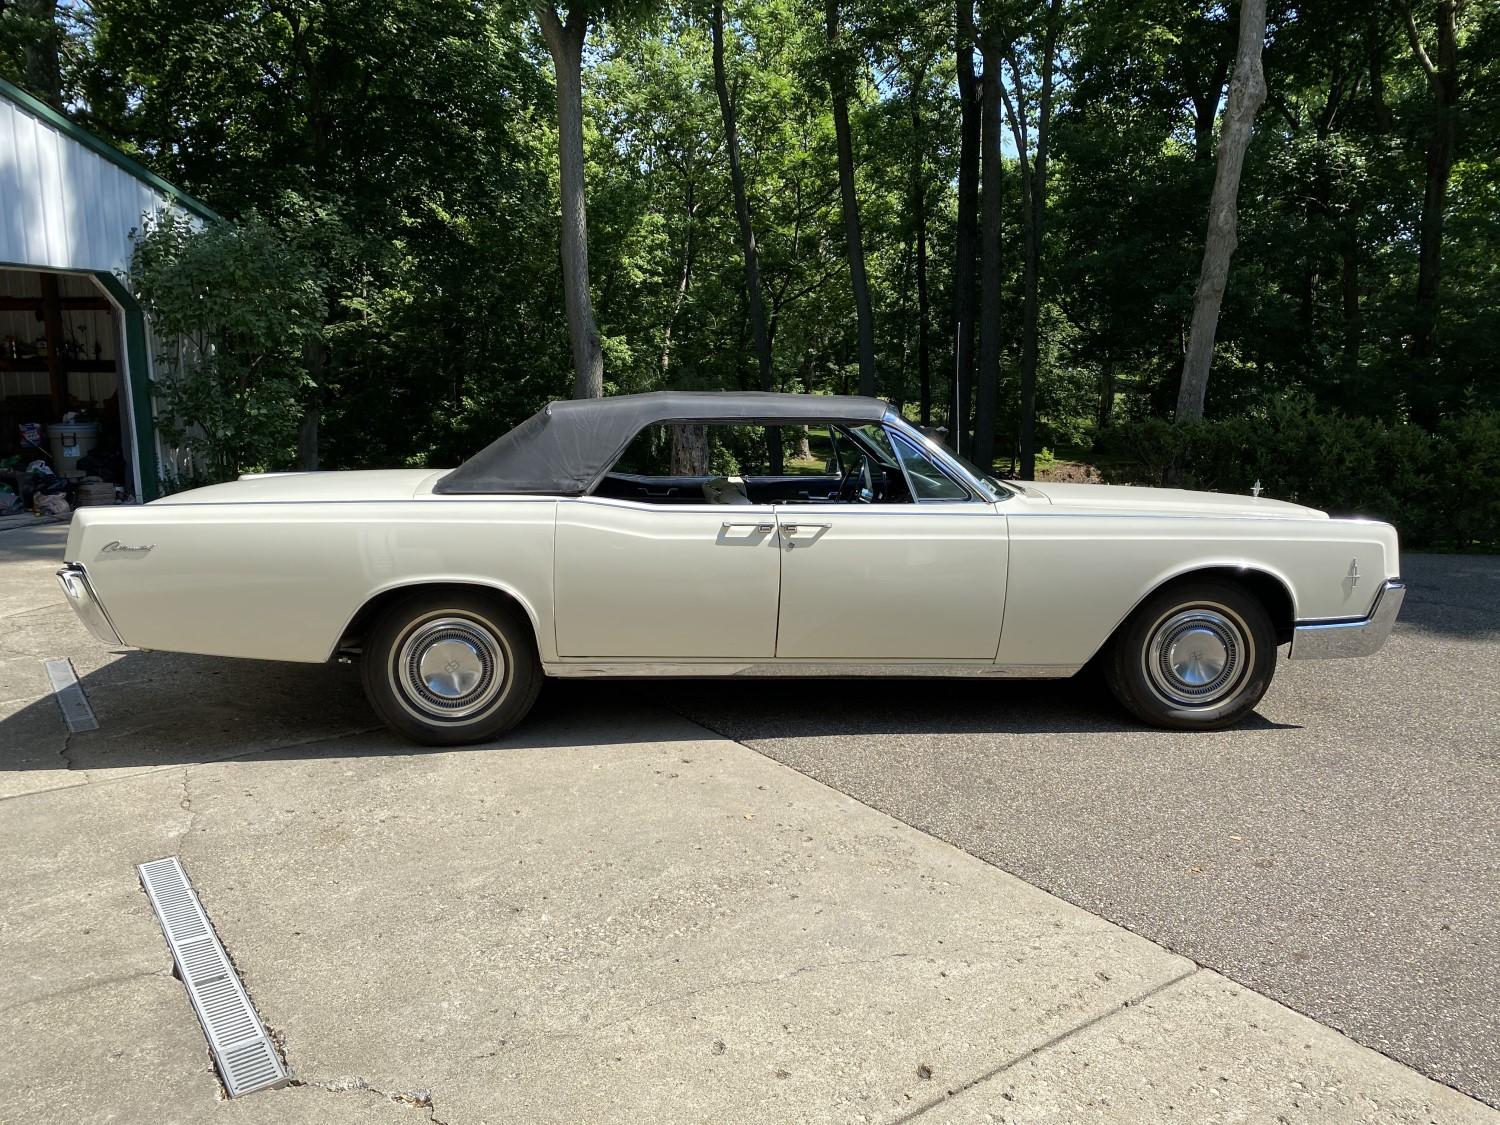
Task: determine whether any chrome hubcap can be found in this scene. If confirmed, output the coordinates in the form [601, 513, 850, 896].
[418, 638, 486, 699]
[1166, 625, 1228, 687]
[393, 616, 507, 722]
[1145, 607, 1250, 708]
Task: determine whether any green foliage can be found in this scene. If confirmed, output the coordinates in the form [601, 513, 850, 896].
[1096, 400, 1500, 550]
[128, 212, 326, 485]
[4, 0, 1494, 509]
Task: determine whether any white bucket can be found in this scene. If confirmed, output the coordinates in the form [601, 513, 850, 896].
[48, 422, 101, 478]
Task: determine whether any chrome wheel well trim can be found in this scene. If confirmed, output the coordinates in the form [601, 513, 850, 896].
[332, 578, 542, 661]
[1085, 563, 1299, 667]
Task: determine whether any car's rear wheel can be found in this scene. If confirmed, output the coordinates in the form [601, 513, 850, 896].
[1104, 579, 1276, 730]
[361, 590, 541, 746]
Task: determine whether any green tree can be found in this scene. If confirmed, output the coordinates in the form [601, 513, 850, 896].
[128, 211, 325, 484]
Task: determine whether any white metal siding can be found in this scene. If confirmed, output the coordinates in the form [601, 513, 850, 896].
[0, 98, 178, 275]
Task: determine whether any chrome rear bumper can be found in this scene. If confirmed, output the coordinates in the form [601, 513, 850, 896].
[1288, 579, 1405, 660]
[56, 563, 124, 645]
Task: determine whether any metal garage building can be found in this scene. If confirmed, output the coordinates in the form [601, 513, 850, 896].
[0, 76, 215, 502]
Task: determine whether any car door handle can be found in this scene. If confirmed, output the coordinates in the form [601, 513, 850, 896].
[722, 521, 775, 534]
[779, 523, 831, 536]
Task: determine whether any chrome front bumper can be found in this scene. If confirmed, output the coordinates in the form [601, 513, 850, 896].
[1288, 579, 1406, 660]
[56, 563, 124, 646]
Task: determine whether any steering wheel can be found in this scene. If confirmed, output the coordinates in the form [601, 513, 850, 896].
[838, 454, 876, 503]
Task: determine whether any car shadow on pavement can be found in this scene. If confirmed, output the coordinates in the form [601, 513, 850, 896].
[0, 648, 1298, 776]
[0, 649, 724, 776]
[621, 674, 1299, 742]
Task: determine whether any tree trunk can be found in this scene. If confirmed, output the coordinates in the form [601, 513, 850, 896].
[910, 80, 932, 426]
[536, 5, 604, 399]
[827, 0, 876, 398]
[660, 179, 697, 376]
[297, 406, 321, 471]
[712, 0, 780, 472]
[973, 43, 1004, 473]
[19, 0, 63, 108]
[1401, 0, 1460, 369]
[1367, 8, 1394, 134]
[1000, 7, 1060, 481]
[1174, 0, 1267, 424]
[1341, 236, 1361, 363]
[952, 0, 980, 453]
[670, 423, 709, 475]
[893, 233, 912, 412]
[297, 333, 325, 470]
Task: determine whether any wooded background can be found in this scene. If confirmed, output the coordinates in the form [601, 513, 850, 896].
[3, 1, 1496, 542]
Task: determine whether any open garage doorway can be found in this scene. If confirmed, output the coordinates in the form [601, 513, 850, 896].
[0, 267, 146, 511]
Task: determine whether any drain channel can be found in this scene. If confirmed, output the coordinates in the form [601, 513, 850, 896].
[44, 657, 98, 733]
[138, 857, 287, 1097]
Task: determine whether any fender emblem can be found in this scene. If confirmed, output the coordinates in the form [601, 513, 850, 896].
[1347, 558, 1359, 588]
[101, 541, 155, 555]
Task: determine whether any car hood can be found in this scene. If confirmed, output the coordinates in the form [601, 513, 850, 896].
[151, 469, 448, 504]
[1015, 481, 1328, 520]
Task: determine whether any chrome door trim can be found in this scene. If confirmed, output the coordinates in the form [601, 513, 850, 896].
[543, 660, 1080, 679]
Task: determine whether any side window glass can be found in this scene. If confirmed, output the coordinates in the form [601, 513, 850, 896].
[610, 423, 775, 477]
[787, 425, 847, 477]
[890, 431, 971, 501]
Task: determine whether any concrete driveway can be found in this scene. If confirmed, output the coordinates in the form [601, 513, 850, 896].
[0, 524, 1494, 1124]
[671, 553, 1500, 1106]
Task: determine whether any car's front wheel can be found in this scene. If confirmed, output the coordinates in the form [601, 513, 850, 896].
[360, 590, 541, 746]
[1104, 579, 1276, 730]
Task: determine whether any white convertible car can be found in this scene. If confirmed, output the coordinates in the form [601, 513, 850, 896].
[59, 392, 1404, 744]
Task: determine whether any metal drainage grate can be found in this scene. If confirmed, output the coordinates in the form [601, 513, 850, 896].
[138, 857, 287, 1097]
[44, 657, 98, 733]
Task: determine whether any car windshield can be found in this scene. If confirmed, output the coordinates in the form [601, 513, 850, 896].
[942, 448, 1006, 495]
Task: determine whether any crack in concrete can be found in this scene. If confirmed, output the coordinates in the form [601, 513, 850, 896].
[0, 723, 386, 804]
[287, 1076, 449, 1124]
[0, 968, 175, 1017]
[889, 966, 1202, 1123]
[57, 727, 76, 770]
[175, 768, 201, 844]
[0, 601, 66, 623]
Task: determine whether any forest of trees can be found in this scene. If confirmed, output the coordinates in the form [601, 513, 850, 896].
[3, 0, 1497, 542]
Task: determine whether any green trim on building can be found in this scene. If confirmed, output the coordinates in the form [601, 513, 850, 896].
[92, 272, 161, 501]
[0, 76, 221, 224]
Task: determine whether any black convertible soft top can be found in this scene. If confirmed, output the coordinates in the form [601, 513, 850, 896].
[434, 390, 889, 496]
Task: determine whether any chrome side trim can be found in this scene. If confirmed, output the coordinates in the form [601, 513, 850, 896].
[1288, 580, 1406, 660]
[544, 660, 1081, 679]
[56, 563, 124, 645]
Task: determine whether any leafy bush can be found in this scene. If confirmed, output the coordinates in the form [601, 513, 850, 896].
[128, 211, 326, 487]
[1094, 399, 1500, 550]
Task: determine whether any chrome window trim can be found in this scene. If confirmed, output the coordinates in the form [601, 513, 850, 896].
[882, 412, 1006, 502]
[884, 426, 978, 503]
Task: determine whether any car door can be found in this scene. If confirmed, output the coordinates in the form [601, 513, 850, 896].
[554, 496, 781, 658]
[773, 426, 1009, 661]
